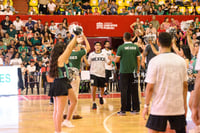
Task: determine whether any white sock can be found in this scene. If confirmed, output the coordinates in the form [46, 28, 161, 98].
[93, 101, 96, 104]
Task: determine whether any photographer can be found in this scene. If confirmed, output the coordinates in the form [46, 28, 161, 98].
[142, 37, 158, 68]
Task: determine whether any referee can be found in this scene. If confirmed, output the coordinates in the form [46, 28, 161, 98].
[112, 32, 141, 115]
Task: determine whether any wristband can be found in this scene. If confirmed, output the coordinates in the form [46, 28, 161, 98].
[144, 104, 149, 108]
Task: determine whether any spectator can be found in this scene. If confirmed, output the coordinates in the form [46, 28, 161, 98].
[55, 24, 66, 39]
[13, 16, 24, 32]
[18, 40, 29, 54]
[194, 17, 200, 29]
[48, 0, 56, 15]
[2, 6, 13, 15]
[102, 7, 111, 15]
[57, 5, 65, 15]
[49, 20, 57, 34]
[41, 25, 51, 35]
[99, 0, 107, 13]
[146, 23, 157, 35]
[25, 17, 36, 32]
[128, 8, 136, 15]
[93, 7, 100, 15]
[127, 2, 135, 11]
[4, 1, 15, 12]
[191, 8, 199, 15]
[3, 33, 14, 46]
[10, 53, 22, 66]
[173, 7, 183, 15]
[143, 20, 149, 30]
[54, 33, 63, 44]
[175, 0, 184, 6]
[7, 24, 17, 38]
[157, 6, 164, 15]
[148, 7, 157, 15]
[67, 8, 74, 15]
[35, 44, 47, 57]
[62, 18, 68, 30]
[29, 50, 38, 62]
[42, 32, 53, 48]
[4, 55, 11, 66]
[20, 51, 29, 65]
[32, 23, 41, 33]
[171, 2, 178, 11]
[119, 8, 128, 15]
[162, 17, 170, 30]
[64, 0, 73, 11]
[109, 0, 118, 15]
[6, 47, 15, 60]
[0, 40, 7, 53]
[28, 7, 37, 15]
[170, 17, 180, 29]
[136, 2, 143, 13]
[74, 2, 82, 15]
[28, 32, 42, 47]
[1, 15, 12, 33]
[37, 19, 44, 32]
[64, 31, 73, 44]
[130, 17, 142, 33]
[39, 0, 48, 14]
[0, 0, 4, 12]
[82, 2, 92, 14]
[184, 8, 190, 15]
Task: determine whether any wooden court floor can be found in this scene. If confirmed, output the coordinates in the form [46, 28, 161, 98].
[0, 93, 196, 133]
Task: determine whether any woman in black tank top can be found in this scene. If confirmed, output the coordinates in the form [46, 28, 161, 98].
[49, 35, 78, 133]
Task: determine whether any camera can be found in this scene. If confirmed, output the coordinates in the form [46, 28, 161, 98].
[166, 27, 177, 38]
[143, 34, 156, 44]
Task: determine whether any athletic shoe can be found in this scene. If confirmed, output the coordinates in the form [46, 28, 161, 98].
[117, 111, 126, 116]
[130, 110, 140, 115]
[62, 120, 75, 128]
[99, 97, 104, 105]
[92, 103, 97, 110]
[49, 101, 53, 105]
[73, 115, 83, 119]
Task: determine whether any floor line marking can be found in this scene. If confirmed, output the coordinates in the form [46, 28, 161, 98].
[20, 96, 29, 101]
[103, 111, 117, 133]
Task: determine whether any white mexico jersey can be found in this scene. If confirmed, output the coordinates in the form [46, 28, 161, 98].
[88, 51, 108, 78]
[102, 48, 112, 70]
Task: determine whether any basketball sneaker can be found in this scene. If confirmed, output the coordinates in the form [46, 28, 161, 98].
[92, 103, 97, 110]
[62, 120, 75, 128]
[99, 97, 104, 105]
[117, 111, 126, 116]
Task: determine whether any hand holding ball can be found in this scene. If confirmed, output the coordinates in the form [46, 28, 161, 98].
[69, 24, 83, 36]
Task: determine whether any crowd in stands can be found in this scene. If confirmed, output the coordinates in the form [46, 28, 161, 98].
[27, 0, 200, 15]
[0, 0, 199, 15]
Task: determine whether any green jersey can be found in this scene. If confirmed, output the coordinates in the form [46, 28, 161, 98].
[58, 63, 69, 79]
[69, 49, 86, 69]
[117, 42, 140, 73]
[18, 46, 29, 53]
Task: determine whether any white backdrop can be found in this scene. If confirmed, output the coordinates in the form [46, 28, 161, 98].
[0, 66, 18, 95]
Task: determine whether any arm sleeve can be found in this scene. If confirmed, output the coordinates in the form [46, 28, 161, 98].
[116, 46, 121, 57]
[145, 59, 156, 84]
